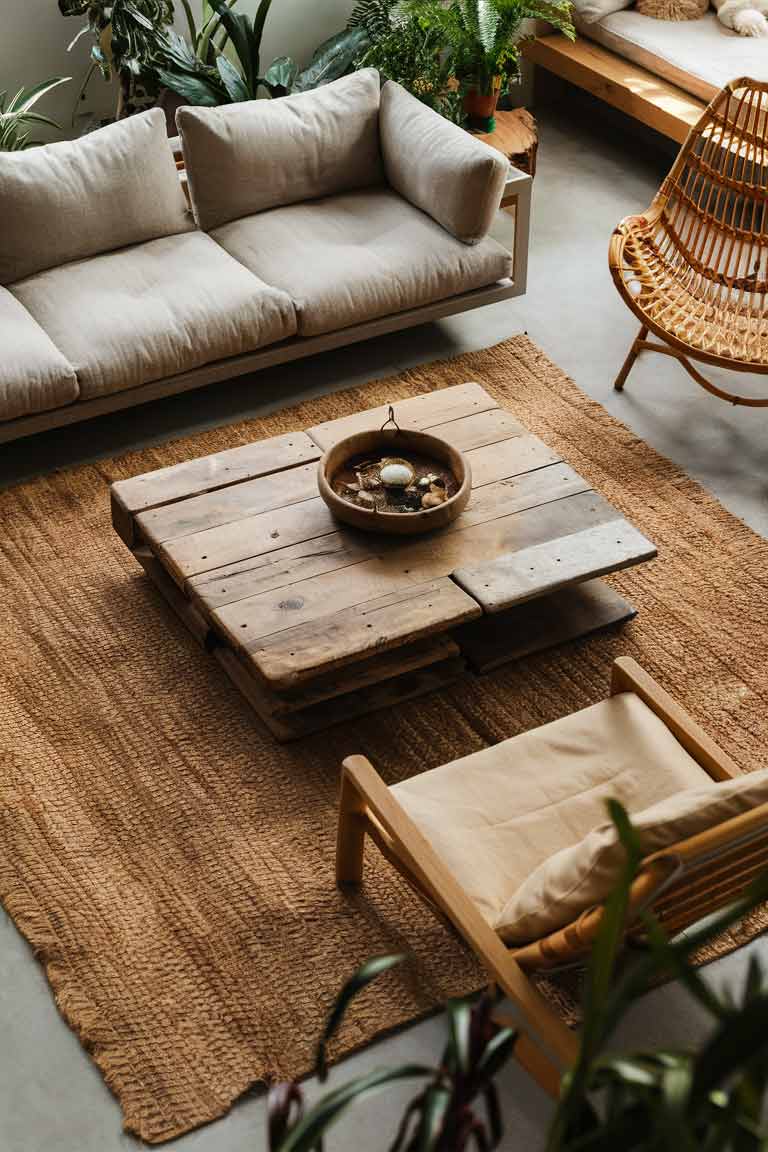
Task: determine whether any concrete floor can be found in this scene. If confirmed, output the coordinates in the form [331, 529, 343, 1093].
[1, 99, 767, 1152]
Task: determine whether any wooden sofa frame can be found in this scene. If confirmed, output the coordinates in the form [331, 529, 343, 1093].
[0, 167, 531, 446]
[336, 656, 768, 1093]
[524, 34, 707, 144]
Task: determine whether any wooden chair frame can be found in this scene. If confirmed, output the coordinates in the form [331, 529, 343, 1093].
[609, 78, 768, 407]
[336, 657, 768, 1093]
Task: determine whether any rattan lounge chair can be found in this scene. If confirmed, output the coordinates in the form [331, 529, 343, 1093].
[609, 78, 768, 407]
[336, 658, 768, 1093]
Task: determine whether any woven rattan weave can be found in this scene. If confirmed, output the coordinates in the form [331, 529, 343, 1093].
[610, 77, 768, 406]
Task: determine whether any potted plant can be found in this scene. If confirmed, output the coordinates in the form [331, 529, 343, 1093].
[402, 0, 575, 125]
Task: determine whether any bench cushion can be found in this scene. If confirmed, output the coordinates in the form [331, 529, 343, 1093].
[12, 232, 296, 400]
[177, 69, 383, 231]
[392, 692, 713, 942]
[0, 109, 192, 285]
[578, 11, 768, 103]
[211, 188, 512, 337]
[0, 288, 78, 422]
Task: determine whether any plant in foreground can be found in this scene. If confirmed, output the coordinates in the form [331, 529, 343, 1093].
[0, 78, 70, 150]
[269, 803, 768, 1150]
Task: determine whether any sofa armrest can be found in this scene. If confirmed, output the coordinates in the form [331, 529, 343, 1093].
[380, 81, 510, 245]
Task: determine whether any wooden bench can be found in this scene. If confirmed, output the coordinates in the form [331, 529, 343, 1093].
[524, 34, 705, 143]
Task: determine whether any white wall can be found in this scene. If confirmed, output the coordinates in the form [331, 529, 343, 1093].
[0, 0, 356, 140]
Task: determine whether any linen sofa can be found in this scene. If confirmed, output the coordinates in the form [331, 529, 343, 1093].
[0, 70, 530, 445]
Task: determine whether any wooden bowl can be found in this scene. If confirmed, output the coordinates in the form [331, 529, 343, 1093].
[318, 427, 471, 535]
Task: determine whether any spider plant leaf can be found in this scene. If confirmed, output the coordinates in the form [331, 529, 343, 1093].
[6, 78, 70, 115]
[314, 954, 404, 1081]
[216, 53, 250, 101]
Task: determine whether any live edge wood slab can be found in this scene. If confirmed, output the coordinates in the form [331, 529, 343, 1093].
[111, 384, 657, 740]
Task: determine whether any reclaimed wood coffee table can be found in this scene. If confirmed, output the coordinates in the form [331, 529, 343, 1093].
[111, 383, 656, 740]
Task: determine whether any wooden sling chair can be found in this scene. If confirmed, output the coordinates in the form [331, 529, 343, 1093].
[609, 78, 768, 406]
[336, 657, 768, 1094]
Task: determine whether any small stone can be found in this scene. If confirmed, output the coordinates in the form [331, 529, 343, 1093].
[380, 461, 415, 488]
[421, 491, 445, 509]
[357, 491, 375, 506]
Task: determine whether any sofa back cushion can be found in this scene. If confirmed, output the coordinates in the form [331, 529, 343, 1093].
[177, 69, 383, 231]
[0, 109, 192, 285]
[500, 766, 768, 944]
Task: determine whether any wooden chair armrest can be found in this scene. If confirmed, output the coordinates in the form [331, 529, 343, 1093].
[339, 755, 579, 1066]
[610, 657, 741, 781]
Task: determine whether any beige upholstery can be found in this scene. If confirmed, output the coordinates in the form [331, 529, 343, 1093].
[506, 764, 768, 943]
[576, 11, 768, 103]
[392, 692, 714, 943]
[0, 288, 78, 421]
[211, 188, 513, 338]
[177, 69, 383, 231]
[12, 232, 296, 400]
[0, 109, 191, 286]
[380, 82, 509, 244]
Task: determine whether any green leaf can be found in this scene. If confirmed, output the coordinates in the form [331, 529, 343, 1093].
[156, 67, 223, 104]
[278, 1065, 433, 1152]
[263, 55, 298, 95]
[315, 955, 404, 1081]
[446, 998, 472, 1076]
[293, 27, 370, 92]
[216, 53, 250, 100]
[410, 1083, 452, 1151]
[6, 77, 70, 115]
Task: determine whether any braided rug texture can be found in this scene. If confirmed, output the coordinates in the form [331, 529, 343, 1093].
[1, 336, 767, 1143]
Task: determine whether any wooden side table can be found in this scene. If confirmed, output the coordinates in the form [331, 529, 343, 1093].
[476, 108, 539, 197]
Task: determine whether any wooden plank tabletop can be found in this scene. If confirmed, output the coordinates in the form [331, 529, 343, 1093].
[117, 382, 656, 699]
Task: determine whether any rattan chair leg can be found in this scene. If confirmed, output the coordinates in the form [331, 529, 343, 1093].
[614, 325, 649, 391]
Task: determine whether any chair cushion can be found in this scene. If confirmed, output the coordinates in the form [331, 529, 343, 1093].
[12, 232, 297, 400]
[505, 765, 768, 944]
[391, 692, 713, 942]
[0, 109, 192, 285]
[380, 81, 509, 244]
[177, 69, 383, 231]
[0, 288, 78, 422]
[210, 188, 513, 338]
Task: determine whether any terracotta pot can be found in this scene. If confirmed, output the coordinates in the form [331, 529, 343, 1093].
[463, 75, 502, 121]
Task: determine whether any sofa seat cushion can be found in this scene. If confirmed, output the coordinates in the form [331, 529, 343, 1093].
[12, 232, 297, 400]
[0, 288, 78, 422]
[0, 108, 192, 286]
[391, 692, 713, 943]
[211, 188, 513, 338]
[577, 11, 768, 103]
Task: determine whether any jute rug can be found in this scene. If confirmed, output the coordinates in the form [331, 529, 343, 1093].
[1, 336, 767, 1144]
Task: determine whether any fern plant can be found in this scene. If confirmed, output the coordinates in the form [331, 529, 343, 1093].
[403, 0, 575, 95]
